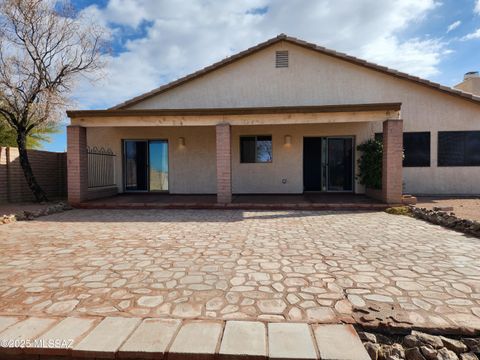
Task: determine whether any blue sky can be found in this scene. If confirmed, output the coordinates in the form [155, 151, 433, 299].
[43, 0, 480, 152]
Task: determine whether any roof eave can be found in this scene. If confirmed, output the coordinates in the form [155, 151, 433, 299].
[67, 102, 402, 119]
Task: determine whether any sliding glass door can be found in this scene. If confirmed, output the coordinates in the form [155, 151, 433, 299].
[124, 140, 169, 192]
[303, 137, 354, 192]
[125, 140, 148, 191]
[149, 140, 169, 191]
[327, 138, 353, 191]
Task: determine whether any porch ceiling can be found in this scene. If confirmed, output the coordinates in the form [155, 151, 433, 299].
[67, 103, 401, 127]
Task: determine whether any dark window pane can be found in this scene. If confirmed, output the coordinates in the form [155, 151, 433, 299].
[437, 131, 480, 166]
[256, 136, 272, 162]
[466, 132, 480, 166]
[403, 132, 430, 167]
[240, 137, 256, 163]
[438, 132, 466, 166]
[374, 132, 430, 167]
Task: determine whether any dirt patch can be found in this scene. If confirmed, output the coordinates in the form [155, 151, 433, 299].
[416, 197, 480, 222]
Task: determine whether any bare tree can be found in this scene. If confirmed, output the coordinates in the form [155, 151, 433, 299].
[0, 0, 107, 202]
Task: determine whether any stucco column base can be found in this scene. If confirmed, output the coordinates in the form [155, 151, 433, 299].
[382, 119, 403, 204]
[67, 126, 88, 206]
[216, 123, 232, 204]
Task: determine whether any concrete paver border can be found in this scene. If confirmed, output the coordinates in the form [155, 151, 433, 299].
[0, 315, 370, 359]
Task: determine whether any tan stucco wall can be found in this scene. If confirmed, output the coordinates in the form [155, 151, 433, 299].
[122, 41, 480, 195]
[86, 123, 374, 195]
[86, 126, 217, 194]
[232, 123, 371, 194]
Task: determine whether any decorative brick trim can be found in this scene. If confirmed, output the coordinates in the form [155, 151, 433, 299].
[67, 126, 88, 206]
[216, 124, 232, 204]
[382, 119, 403, 204]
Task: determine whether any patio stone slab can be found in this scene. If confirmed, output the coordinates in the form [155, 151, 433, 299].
[0, 209, 479, 332]
[219, 320, 267, 359]
[168, 320, 223, 360]
[119, 318, 181, 359]
[72, 317, 141, 358]
[313, 324, 370, 360]
[268, 323, 317, 359]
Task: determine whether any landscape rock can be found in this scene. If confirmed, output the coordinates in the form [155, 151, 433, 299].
[390, 343, 405, 359]
[1, 214, 16, 224]
[1, 202, 72, 225]
[437, 348, 459, 360]
[406, 347, 427, 360]
[411, 207, 480, 238]
[361, 331, 479, 360]
[376, 333, 395, 345]
[463, 339, 480, 354]
[405, 333, 443, 350]
[360, 331, 378, 343]
[405, 335, 422, 348]
[441, 337, 468, 354]
[365, 342, 380, 360]
[410, 331, 444, 349]
[421, 345, 438, 360]
[460, 353, 479, 360]
[433, 206, 454, 212]
[378, 344, 403, 360]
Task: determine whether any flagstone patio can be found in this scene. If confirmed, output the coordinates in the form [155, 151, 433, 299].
[0, 209, 479, 332]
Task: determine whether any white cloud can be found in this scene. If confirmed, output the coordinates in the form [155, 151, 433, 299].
[362, 36, 446, 77]
[462, 28, 480, 40]
[73, 0, 447, 109]
[447, 20, 461, 33]
[475, 0, 480, 15]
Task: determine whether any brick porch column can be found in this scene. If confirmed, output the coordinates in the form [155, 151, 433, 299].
[382, 119, 403, 204]
[67, 125, 88, 206]
[216, 123, 232, 204]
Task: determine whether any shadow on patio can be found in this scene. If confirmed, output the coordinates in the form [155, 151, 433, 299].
[77, 192, 386, 211]
[31, 193, 387, 223]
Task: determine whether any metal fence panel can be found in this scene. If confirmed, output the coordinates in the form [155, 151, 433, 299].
[87, 146, 116, 188]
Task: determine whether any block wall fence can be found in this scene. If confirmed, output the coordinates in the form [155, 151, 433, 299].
[0, 147, 67, 203]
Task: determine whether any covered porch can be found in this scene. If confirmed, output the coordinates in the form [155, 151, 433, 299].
[66, 103, 404, 206]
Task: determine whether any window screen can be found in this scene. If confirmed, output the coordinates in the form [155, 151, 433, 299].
[374, 132, 431, 167]
[240, 136, 272, 163]
[403, 132, 430, 167]
[438, 131, 480, 166]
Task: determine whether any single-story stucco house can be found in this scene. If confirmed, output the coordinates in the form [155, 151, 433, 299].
[66, 34, 480, 206]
